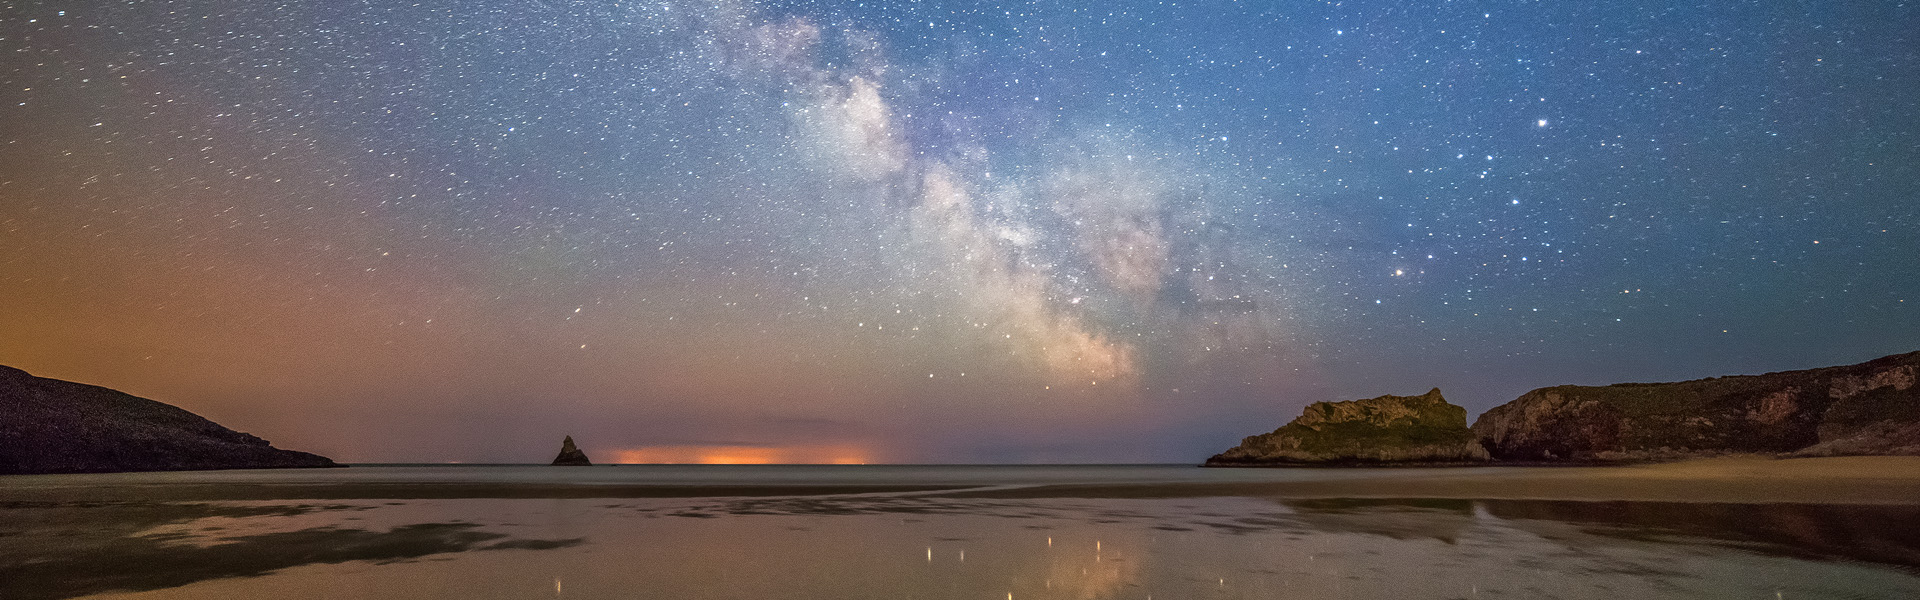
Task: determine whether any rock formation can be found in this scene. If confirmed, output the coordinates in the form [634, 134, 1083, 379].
[0, 365, 338, 474]
[551, 435, 592, 465]
[1206, 388, 1490, 465]
[1472, 351, 1920, 461]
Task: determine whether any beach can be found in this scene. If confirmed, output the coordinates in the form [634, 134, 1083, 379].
[5, 456, 1918, 504]
[6, 457, 1920, 599]
[964, 456, 1920, 504]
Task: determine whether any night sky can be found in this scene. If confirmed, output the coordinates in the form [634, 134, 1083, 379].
[3, 0, 1915, 463]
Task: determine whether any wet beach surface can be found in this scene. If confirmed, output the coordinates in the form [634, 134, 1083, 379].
[5, 459, 1920, 599]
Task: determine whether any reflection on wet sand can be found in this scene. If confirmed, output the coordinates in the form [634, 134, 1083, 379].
[1478, 499, 1920, 568]
[0, 501, 582, 600]
[1278, 498, 1479, 542]
[10, 495, 1920, 599]
[1274, 498, 1920, 568]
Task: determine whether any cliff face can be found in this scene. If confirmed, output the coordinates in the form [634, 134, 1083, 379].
[1471, 351, 1920, 461]
[1206, 388, 1490, 465]
[0, 365, 338, 475]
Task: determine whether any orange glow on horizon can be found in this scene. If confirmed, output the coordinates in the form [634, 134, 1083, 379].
[612, 444, 871, 465]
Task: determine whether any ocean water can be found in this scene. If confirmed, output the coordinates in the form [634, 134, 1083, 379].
[0, 463, 1404, 488]
[4, 465, 1919, 599]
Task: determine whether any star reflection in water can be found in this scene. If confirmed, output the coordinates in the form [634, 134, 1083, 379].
[18, 496, 1920, 600]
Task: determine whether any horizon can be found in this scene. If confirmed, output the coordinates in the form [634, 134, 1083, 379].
[6, 349, 1914, 465]
[4, 0, 1915, 464]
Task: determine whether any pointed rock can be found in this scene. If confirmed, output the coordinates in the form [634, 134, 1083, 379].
[551, 435, 592, 466]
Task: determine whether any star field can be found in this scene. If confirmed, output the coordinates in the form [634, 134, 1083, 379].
[1, 0, 1915, 462]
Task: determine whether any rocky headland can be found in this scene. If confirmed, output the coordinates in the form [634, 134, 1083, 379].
[1208, 351, 1919, 467]
[0, 365, 338, 475]
[1473, 351, 1920, 461]
[1206, 388, 1490, 465]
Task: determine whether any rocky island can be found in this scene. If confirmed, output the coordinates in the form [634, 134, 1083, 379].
[1206, 388, 1490, 465]
[0, 365, 338, 475]
[1474, 350, 1920, 461]
[551, 435, 592, 465]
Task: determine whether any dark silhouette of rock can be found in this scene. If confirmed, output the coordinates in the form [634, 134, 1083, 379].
[1206, 388, 1490, 465]
[551, 435, 591, 465]
[1472, 351, 1920, 461]
[0, 365, 338, 475]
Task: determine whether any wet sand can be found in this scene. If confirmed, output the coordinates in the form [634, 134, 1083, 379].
[958, 456, 1920, 504]
[9, 460, 1920, 599]
[15, 493, 1920, 600]
[5, 456, 1918, 504]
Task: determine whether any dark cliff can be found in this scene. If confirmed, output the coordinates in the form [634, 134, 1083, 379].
[1471, 351, 1920, 461]
[1207, 388, 1490, 465]
[0, 365, 338, 474]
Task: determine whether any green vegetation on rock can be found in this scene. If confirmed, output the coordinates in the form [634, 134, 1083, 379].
[1207, 388, 1490, 465]
[1471, 351, 1920, 461]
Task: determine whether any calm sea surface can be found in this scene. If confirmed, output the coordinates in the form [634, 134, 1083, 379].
[4, 465, 1918, 599]
[1, 463, 1392, 487]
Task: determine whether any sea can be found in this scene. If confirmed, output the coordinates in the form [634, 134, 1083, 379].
[4, 464, 1918, 599]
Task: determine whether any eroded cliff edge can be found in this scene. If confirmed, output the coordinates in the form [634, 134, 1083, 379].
[1206, 388, 1490, 465]
[1471, 351, 1920, 461]
[0, 365, 338, 474]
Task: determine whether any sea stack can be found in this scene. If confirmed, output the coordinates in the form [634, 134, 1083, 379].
[551, 435, 592, 465]
[0, 365, 338, 474]
[1206, 388, 1490, 466]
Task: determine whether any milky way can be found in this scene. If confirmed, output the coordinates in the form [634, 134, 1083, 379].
[2, 0, 1915, 462]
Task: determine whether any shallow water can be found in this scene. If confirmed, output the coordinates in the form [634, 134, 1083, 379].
[5, 466, 1919, 599]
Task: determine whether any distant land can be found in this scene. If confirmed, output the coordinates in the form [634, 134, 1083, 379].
[1210, 350, 1920, 466]
[0, 365, 337, 475]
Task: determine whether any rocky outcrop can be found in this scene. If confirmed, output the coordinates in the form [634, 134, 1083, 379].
[1206, 388, 1490, 465]
[1472, 351, 1920, 461]
[0, 365, 338, 475]
[551, 435, 592, 466]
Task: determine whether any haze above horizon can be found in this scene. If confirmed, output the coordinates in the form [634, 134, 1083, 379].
[2, 0, 1914, 463]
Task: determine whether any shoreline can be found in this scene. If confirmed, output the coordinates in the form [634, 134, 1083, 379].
[963, 456, 1920, 505]
[2, 456, 1916, 505]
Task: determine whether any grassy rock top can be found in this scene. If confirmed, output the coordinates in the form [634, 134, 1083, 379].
[1207, 388, 1487, 465]
[1471, 350, 1920, 461]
